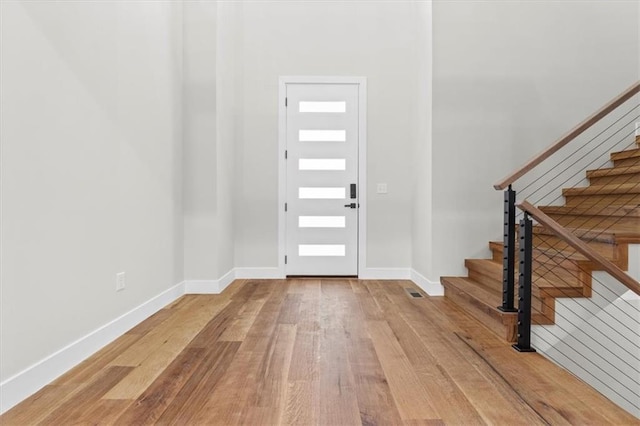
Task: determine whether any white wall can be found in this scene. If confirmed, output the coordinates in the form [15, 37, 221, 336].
[419, 0, 640, 281]
[412, 2, 434, 279]
[229, 1, 421, 269]
[182, 1, 240, 283]
[183, 1, 218, 280]
[1, 0, 183, 388]
[215, 1, 242, 277]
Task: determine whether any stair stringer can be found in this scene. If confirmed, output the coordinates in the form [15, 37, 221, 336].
[531, 244, 640, 418]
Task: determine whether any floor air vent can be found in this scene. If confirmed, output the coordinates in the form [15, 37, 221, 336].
[405, 288, 423, 298]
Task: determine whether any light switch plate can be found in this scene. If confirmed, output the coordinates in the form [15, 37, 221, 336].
[116, 272, 126, 292]
[377, 183, 388, 194]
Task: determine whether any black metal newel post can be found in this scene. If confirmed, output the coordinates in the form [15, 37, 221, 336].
[498, 185, 517, 313]
[513, 212, 536, 353]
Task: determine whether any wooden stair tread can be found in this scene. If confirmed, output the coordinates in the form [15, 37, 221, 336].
[491, 240, 591, 264]
[470, 248, 587, 292]
[465, 259, 501, 280]
[562, 183, 640, 196]
[488, 241, 504, 254]
[532, 224, 640, 243]
[534, 246, 592, 264]
[534, 276, 584, 298]
[539, 205, 640, 218]
[441, 276, 517, 342]
[534, 266, 583, 288]
[442, 276, 550, 326]
[610, 147, 640, 161]
[441, 277, 504, 309]
[586, 164, 640, 178]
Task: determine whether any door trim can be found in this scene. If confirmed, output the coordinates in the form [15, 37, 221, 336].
[278, 76, 367, 277]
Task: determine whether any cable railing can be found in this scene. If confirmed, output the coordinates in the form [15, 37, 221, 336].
[495, 81, 640, 191]
[493, 81, 640, 414]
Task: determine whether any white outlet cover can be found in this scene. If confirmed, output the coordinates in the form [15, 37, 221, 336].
[377, 183, 388, 194]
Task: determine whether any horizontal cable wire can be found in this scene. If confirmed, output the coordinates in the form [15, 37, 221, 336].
[520, 103, 640, 195]
[506, 100, 640, 408]
[529, 328, 639, 409]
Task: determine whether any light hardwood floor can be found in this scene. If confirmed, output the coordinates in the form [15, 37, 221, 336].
[2, 279, 637, 425]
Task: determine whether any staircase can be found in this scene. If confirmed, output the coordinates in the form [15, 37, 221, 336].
[441, 136, 640, 342]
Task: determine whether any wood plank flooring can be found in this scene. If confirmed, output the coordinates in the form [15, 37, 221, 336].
[2, 279, 637, 425]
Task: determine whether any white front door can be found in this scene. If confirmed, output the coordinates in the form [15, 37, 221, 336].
[285, 83, 359, 276]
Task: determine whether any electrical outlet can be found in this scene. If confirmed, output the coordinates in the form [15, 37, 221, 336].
[116, 272, 126, 292]
[377, 183, 388, 194]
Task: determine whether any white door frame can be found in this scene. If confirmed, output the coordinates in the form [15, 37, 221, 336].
[278, 76, 367, 277]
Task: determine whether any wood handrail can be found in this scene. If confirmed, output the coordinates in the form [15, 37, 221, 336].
[518, 200, 640, 296]
[495, 81, 640, 190]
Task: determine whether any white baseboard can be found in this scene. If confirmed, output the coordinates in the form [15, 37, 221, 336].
[358, 267, 412, 280]
[184, 268, 284, 295]
[184, 280, 219, 294]
[217, 268, 237, 292]
[0, 281, 185, 414]
[410, 268, 444, 296]
[184, 269, 237, 294]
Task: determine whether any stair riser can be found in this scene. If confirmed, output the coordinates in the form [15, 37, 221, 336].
[467, 269, 502, 291]
[534, 248, 626, 272]
[545, 214, 640, 233]
[564, 193, 640, 207]
[610, 149, 640, 161]
[491, 250, 502, 263]
[490, 244, 601, 290]
[613, 157, 640, 168]
[533, 263, 582, 286]
[535, 267, 592, 296]
[533, 234, 617, 259]
[492, 238, 621, 263]
[540, 206, 640, 217]
[589, 174, 640, 185]
[533, 253, 589, 275]
[492, 242, 610, 268]
[444, 285, 517, 342]
[533, 312, 555, 325]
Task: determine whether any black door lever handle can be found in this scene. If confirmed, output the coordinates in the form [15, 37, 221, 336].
[344, 203, 357, 209]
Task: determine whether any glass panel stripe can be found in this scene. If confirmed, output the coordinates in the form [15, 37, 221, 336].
[298, 244, 346, 257]
[298, 187, 346, 199]
[298, 216, 346, 228]
[299, 101, 346, 113]
[299, 159, 346, 171]
[299, 130, 346, 142]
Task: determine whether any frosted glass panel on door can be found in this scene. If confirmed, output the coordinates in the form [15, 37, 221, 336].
[299, 101, 346, 113]
[299, 130, 346, 142]
[298, 187, 345, 199]
[298, 244, 346, 257]
[299, 216, 346, 228]
[299, 159, 346, 171]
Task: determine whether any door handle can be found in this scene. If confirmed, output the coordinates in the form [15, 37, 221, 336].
[344, 203, 357, 209]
